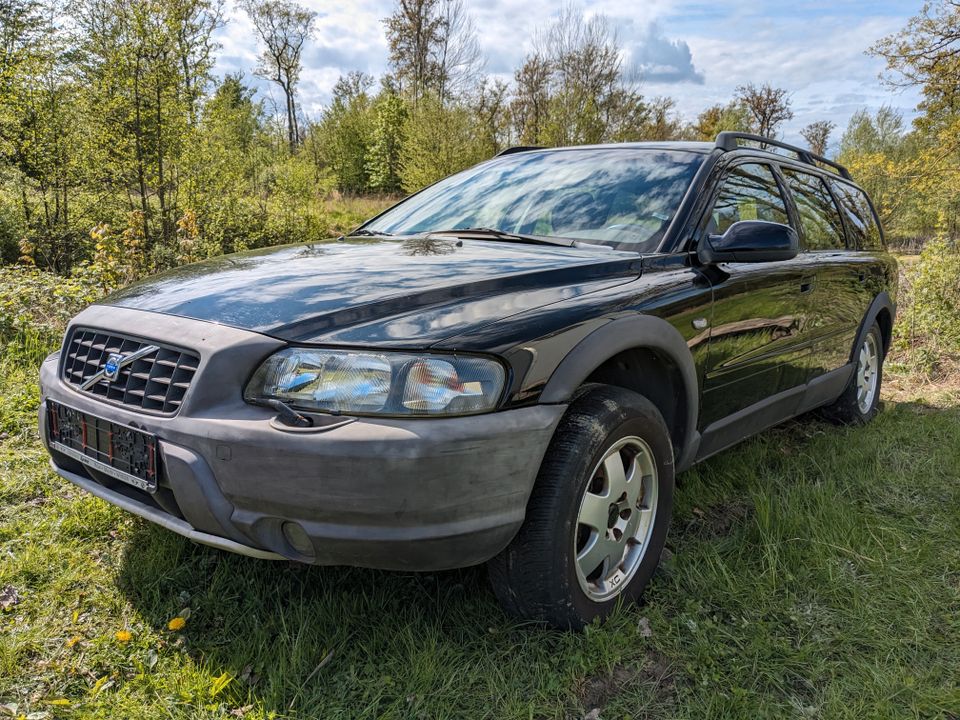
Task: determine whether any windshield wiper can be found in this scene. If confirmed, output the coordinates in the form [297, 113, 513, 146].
[347, 228, 392, 237]
[426, 227, 574, 247]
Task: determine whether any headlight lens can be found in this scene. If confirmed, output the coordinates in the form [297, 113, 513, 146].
[244, 348, 506, 416]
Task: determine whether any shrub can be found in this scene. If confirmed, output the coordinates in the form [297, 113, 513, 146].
[0, 266, 103, 364]
[899, 237, 960, 355]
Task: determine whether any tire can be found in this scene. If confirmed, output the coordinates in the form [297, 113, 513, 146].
[488, 385, 675, 630]
[821, 322, 884, 425]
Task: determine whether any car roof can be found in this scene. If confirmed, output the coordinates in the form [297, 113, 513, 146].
[497, 142, 716, 156]
[499, 135, 865, 187]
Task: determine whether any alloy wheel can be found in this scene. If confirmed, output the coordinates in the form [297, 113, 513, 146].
[573, 436, 659, 602]
[856, 332, 880, 414]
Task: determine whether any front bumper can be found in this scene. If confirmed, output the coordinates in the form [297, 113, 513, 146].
[40, 306, 565, 571]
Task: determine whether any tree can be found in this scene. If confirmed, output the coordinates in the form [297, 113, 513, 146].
[383, 0, 443, 104]
[511, 52, 552, 144]
[538, 6, 641, 145]
[73, 0, 222, 258]
[435, 0, 483, 104]
[735, 82, 793, 139]
[316, 72, 375, 193]
[635, 96, 683, 141]
[242, 0, 315, 151]
[180, 73, 268, 256]
[367, 91, 408, 192]
[401, 96, 486, 191]
[837, 107, 924, 240]
[870, 0, 960, 241]
[168, 0, 224, 123]
[839, 108, 907, 158]
[0, 0, 45, 79]
[0, 0, 84, 269]
[688, 101, 753, 140]
[800, 120, 835, 156]
[471, 77, 510, 157]
[512, 5, 649, 147]
[382, 0, 488, 189]
[870, 0, 960, 128]
[383, 0, 481, 106]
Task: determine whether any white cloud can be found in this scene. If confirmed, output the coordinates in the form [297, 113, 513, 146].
[643, 12, 922, 144]
[628, 21, 704, 84]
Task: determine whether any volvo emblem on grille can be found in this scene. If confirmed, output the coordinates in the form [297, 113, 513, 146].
[80, 343, 160, 391]
[103, 353, 124, 382]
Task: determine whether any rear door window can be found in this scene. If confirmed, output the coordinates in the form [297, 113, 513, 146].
[831, 182, 884, 250]
[709, 163, 789, 234]
[782, 169, 846, 250]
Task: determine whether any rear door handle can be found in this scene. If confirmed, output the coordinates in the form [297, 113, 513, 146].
[800, 276, 815, 294]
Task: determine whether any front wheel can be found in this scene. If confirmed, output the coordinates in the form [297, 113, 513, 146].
[488, 385, 674, 630]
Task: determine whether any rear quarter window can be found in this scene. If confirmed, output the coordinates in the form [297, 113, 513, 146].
[831, 182, 884, 251]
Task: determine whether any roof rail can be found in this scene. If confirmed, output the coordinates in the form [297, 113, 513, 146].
[495, 145, 544, 157]
[715, 132, 852, 180]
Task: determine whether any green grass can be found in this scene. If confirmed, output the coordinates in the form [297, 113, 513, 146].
[1, 335, 959, 719]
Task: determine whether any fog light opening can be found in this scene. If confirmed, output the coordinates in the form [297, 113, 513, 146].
[281, 521, 315, 558]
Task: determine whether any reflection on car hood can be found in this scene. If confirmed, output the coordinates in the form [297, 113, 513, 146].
[103, 237, 643, 346]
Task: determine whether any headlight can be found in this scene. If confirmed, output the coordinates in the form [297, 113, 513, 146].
[244, 348, 507, 417]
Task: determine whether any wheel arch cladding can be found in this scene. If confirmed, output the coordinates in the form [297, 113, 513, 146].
[538, 315, 699, 467]
[856, 291, 896, 360]
[875, 308, 893, 356]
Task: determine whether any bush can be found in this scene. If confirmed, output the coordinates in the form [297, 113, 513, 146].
[0, 198, 26, 265]
[0, 266, 103, 364]
[899, 237, 960, 355]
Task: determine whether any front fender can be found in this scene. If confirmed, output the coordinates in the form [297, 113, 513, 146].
[539, 314, 701, 470]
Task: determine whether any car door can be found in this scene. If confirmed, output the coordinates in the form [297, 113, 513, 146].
[780, 167, 861, 378]
[829, 179, 891, 332]
[698, 160, 814, 429]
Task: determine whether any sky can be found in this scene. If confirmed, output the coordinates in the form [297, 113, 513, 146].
[214, 0, 926, 150]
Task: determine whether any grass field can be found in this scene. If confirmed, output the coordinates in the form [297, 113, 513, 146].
[2, 320, 960, 719]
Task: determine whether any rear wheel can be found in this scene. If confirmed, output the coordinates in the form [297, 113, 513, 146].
[822, 322, 884, 424]
[488, 385, 674, 629]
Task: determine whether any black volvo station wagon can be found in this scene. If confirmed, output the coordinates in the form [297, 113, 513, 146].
[40, 132, 896, 628]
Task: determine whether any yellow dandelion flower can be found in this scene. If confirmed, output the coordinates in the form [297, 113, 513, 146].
[115, 630, 132, 643]
[66, 636, 82, 648]
[167, 616, 186, 631]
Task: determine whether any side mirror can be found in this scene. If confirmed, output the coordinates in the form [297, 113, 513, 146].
[699, 220, 799, 264]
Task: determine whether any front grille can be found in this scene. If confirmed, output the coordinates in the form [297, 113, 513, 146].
[62, 328, 200, 414]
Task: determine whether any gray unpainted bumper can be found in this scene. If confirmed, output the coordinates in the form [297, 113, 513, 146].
[40, 306, 566, 571]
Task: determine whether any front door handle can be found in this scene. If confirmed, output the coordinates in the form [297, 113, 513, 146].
[800, 276, 815, 294]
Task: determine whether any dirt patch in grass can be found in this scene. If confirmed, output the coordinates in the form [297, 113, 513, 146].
[579, 649, 677, 716]
[638, 648, 675, 690]
[685, 500, 752, 538]
[580, 664, 638, 710]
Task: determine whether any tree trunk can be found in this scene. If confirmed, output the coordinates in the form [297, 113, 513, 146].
[20, 182, 31, 224]
[180, 31, 196, 125]
[284, 81, 297, 151]
[290, 93, 299, 147]
[156, 78, 169, 247]
[133, 56, 152, 249]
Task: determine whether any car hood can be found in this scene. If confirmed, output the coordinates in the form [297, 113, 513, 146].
[104, 237, 642, 346]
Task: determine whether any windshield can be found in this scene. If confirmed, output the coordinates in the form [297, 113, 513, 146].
[362, 148, 705, 252]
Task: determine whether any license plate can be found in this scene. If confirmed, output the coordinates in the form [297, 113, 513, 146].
[47, 400, 159, 493]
